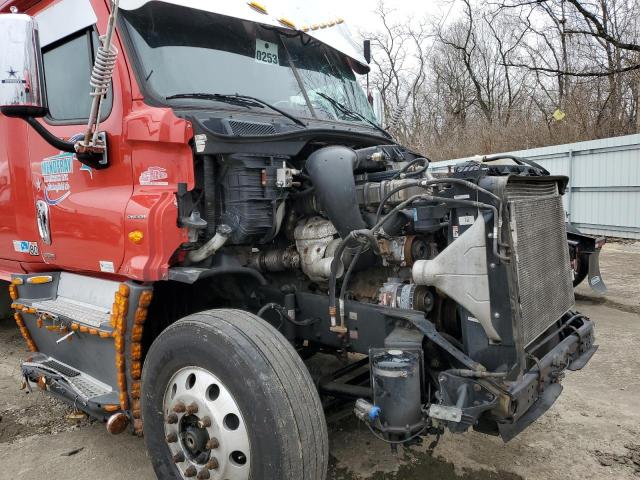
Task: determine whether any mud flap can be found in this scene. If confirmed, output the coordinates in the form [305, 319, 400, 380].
[587, 250, 607, 294]
[568, 345, 599, 371]
[498, 383, 563, 443]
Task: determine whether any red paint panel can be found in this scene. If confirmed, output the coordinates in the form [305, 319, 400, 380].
[1, 0, 194, 281]
[0, 114, 42, 274]
[120, 105, 194, 281]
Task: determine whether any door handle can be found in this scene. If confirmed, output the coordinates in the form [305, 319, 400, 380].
[36, 200, 51, 245]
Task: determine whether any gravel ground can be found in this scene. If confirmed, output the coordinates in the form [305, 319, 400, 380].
[1, 301, 637, 480]
[0, 243, 638, 479]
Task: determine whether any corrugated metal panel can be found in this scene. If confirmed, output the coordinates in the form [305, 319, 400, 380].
[432, 134, 640, 239]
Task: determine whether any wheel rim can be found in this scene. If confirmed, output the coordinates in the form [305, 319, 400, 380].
[163, 366, 251, 480]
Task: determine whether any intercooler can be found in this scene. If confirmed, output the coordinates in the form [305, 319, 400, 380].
[506, 181, 575, 347]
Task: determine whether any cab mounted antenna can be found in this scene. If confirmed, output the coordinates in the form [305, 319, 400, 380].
[76, 0, 119, 158]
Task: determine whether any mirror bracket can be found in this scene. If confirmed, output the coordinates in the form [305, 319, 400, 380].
[25, 117, 109, 169]
[76, 132, 109, 170]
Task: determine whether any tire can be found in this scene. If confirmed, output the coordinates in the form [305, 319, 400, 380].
[141, 309, 328, 480]
[572, 253, 589, 287]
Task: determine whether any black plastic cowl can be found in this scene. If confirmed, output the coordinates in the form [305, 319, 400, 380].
[306, 146, 366, 239]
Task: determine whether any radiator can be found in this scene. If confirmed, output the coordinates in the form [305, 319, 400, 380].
[507, 182, 575, 347]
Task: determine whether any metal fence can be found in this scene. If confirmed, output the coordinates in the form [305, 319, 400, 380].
[429, 134, 640, 239]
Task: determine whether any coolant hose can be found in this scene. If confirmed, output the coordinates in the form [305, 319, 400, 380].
[188, 224, 232, 263]
[306, 146, 367, 239]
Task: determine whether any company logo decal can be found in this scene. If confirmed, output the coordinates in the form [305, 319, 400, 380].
[139, 166, 169, 186]
[41, 152, 73, 206]
[39, 134, 92, 206]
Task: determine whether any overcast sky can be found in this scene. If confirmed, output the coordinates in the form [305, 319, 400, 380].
[323, 0, 450, 35]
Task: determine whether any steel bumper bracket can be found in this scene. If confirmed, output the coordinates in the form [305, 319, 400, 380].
[568, 344, 599, 371]
[498, 383, 563, 442]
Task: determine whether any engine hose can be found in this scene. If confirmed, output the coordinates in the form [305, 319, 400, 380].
[391, 157, 430, 180]
[338, 245, 364, 326]
[482, 154, 550, 175]
[257, 302, 317, 327]
[328, 230, 375, 329]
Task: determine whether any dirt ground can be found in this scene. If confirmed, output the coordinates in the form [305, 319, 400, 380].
[575, 240, 640, 315]
[0, 244, 638, 480]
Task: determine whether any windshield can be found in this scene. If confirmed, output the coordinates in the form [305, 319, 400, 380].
[121, 2, 377, 125]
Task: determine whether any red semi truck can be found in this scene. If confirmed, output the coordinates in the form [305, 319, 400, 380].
[0, 1, 597, 479]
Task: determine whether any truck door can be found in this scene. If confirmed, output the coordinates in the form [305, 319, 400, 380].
[28, 0, 132, 273]
[0, 116, 41, 276]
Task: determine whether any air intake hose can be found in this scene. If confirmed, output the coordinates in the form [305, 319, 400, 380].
[306, 146, 366, 239]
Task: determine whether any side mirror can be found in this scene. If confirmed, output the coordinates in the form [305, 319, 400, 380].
[371, 89, 384, 125]
[363, 39, 371, 64]
[0, 12, 48, 118]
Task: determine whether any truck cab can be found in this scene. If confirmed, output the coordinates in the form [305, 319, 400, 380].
[0, 2, 597, 479]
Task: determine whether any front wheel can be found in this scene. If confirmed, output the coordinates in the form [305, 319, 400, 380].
[141, 309, 328, 480]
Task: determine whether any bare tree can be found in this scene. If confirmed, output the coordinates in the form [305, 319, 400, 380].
[361, 0, 640, 159]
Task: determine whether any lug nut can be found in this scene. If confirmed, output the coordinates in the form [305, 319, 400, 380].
[173, 402, 186, 413]
[166, 413, 179, 424]
[173, 452, 185, 463]
[206, 457, 219, 470]
[198, 416, 212, 428]
[206, 438, 219, 450]
[186, 402, 199, 415]
[184, 466, 197, 477]
[166, 432, 178, 443]
[196, 470, 211, 480]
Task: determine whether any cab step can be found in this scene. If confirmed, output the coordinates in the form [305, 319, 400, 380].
[23, 353, 120, 419]
[31, 297, 110, 329]
[28, 272, 120, 329]
[9, 271, 153, 429]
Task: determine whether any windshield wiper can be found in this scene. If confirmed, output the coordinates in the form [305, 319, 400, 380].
[165, 93, 307, 128]
[316, 92, 392, 139]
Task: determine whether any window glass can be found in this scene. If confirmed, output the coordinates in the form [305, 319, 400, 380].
[122, 3, 376, 124]
[42, 31, 112, 122]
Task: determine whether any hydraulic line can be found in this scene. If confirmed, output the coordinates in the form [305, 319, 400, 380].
[338, 245, 364, 328]
[391, 157, 430, 180]
[482, 154, 550, 175]
[257, 302, 317, 327]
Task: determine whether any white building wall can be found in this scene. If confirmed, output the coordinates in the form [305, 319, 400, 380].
[430, 134, 640, 239]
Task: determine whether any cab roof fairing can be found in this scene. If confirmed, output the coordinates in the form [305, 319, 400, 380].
[118, 0, 370, 73]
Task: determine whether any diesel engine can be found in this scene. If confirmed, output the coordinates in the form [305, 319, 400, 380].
[174, 131, 596, 444]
